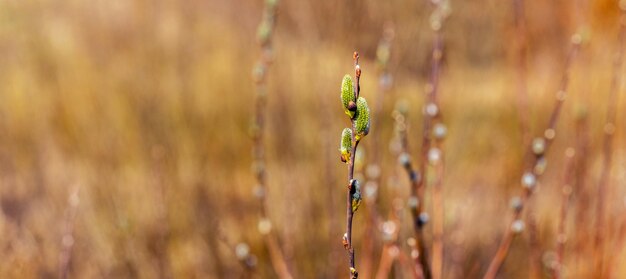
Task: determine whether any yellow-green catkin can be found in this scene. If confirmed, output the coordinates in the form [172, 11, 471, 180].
[341, 75, 356, 118]
[354, 97, 370, 141]
[340, 128, 352, 163]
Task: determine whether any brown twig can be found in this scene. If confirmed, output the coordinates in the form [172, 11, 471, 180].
[360, 24, 395, 279]
[551, 148, 576, 279]
[512, 2, 540, 275]
[607, 211, 626, 278]
[59, 186, 80, 279]
[369, 103, 416, 279]
[250, 1, 293, 278]
[396, 106, 432, 279]
[571, 107, 591, 276]
[570, 0, 592, 275]
[373, 195, 420, 279]
[343, 52, 364, 279]
[526, 201, 541, 279]
[374, 198, 406, 279]
[512, 0, 531, 153]
[375, 245, 396, 279]
[483, 34, 581, 279]
[594, 5, 626, 276]
[400, 2, 450, 277]
[424, 2, 449, 279]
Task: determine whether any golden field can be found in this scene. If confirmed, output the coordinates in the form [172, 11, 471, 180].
[0, 0, 625, 278]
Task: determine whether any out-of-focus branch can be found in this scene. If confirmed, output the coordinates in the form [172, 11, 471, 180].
[396, 104, 432, 279]
[250, 1, 293, 278]
[510, 1, 541, 276]
[483, 34, 581, 279]
[59, 187, 80, 279]
[551, 148, 576, 279]
[512, 0, 531, 152]
[374, 198, 412, 279]
[594, 4, 626, 276]
[423, 2, 450, 278]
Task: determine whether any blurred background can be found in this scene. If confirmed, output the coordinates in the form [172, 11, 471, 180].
[0, 0, 625, 278]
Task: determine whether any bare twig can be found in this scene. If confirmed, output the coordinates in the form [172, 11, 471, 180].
[374, 198, 409, 279]
[551, 148, 576, 279]
[250, 1, 293, 278]
[400, 2, 451, 278]
[594, 5, 626, 276]
[526, 201, 541, 279]
[483, 34, 581, 279]
[512, 0, 531, 151]
[424, 2, 449, 279]
[512, 2, 540, 274]
[571, 107, 591, 275]
[369, 103, 412, 279]
[396, 106, 432, 279]
[59, 186, 80, 279]
[607, 208, 626, 278]
[570, 0, 592, 275]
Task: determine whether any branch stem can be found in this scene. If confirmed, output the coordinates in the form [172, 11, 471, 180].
[251, 1, 293, 278]
[594, 8, 626, 276]
[344, 52, 362, 279]
[483, 37, 580, 279]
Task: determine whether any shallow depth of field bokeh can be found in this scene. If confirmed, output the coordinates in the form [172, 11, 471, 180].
[1, 0, 625, 278]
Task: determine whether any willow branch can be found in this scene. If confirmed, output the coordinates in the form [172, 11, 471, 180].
[425, 2, 449, 278]
[374, 198, 412, 279]
[551, 148, 576, 279]
[511, 1, 541, 276]
[483, 35, 581, 279]
[396, 107, 432, 279]
[343, 52, 363, 279]
[251, 1, 293, 278]
[570, 0, 592, 274]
